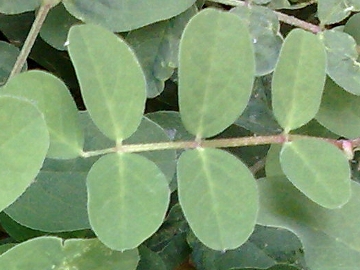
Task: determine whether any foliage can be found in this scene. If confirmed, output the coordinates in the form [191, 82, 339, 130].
[0, 0, 359, 269]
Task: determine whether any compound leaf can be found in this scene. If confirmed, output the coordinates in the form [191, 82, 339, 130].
[280, 138, 351, 209]
[177, 148, 258, 250]
[0, 96, 49, 212]
[68, 24, 146, 142]
[272, 29, 326, 132]
[179, 8, 255, 138]
[87, 153, 170, 251]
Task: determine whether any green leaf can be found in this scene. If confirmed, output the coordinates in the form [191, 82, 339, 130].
[1, 70, 83, 159]
[146, 111, 195, 142]
[137, 246, 167, 270]
[316, 77, 360, 138]
[40, 3, 80, 51]
[0, 244, 15, 255]
[124, 117, 176, 183]
[272, 29, 326, 132]
[87, 153, 170, 251]
[0, 96, 49, 212]
[0, 41, 27, 86]
[291, 119, 339, 139]
[322, 29, 360, 95]
[0, 213, 43, 242]
[0, 12, 32, 44]
[344, 12, 360, 44]
[177, 148, 258, 250]
[189, 226, 306, 270]
[258, 177, 360, 270]
[68, 24, 146, 142]
[230, 5, 283, 76]
[254, 0, 272, 4]
[265, 144, 284, 178]
[30, 38, 80, 92]
[4, 111, 113, 232]
[0, 0, 39, 14]
[179, 8, 255, 138]
[79, 111, 115, 151]
[266, 0, 291, 9]
[280, 138, 351, 209]
[213, 124, 270, 169]
[144, 204, 191, 269]
[317, 0, 360, 25]
[126, 6, 197, 98]
[235, 77, 282, 135]
[0, 237, 139, 269]
[62, 0, 196, 32]
[266, 266, 301, 270]
[5, 157, 91, 232]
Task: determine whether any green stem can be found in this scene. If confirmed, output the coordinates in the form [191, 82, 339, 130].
[81, 134, 344, 158]
[207, 0, 322, 34]
[8, 3, 53, 80]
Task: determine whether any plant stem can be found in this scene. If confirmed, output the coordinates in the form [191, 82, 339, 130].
[207, 0, 322, 34]
[8, 3, 53, 80]
[275, 11, 322, 34]
[81, 134, 345, 158]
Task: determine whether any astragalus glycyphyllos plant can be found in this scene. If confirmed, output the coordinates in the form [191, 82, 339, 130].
[0, 0, 360, 269]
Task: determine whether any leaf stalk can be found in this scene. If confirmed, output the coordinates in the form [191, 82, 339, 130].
[81, 134, 350, 158]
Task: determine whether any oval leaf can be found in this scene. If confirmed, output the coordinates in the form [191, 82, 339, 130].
[344, 12, 360, 44]
[0, 237, 139, 269]
[258, 177, 360, 269]
[0, 0, 39, 14]
[1, 70, 83, 159]
[40, 3, 80, 51]
[280, 138, 351, 209]
[318, 0, 360, 25]
[265, 144, 284, 178]
[0, 96, 49, 211]
[230, 5, 283, 76]
[4, 111, 116, 232]
[177, 148, 258, 250]
[0, 41, 27, 86]
[179, 8, 255, 138]
[87, 153, 170, 251]
[322, 29, 360, 95]
[125, 6, 196, 98]
[272, 28, 326, 132]
[63, 0, 196, 32]
[316, 77, 360, 138]
[5, 157, 91, 232]
[68, 24, 146, 142]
